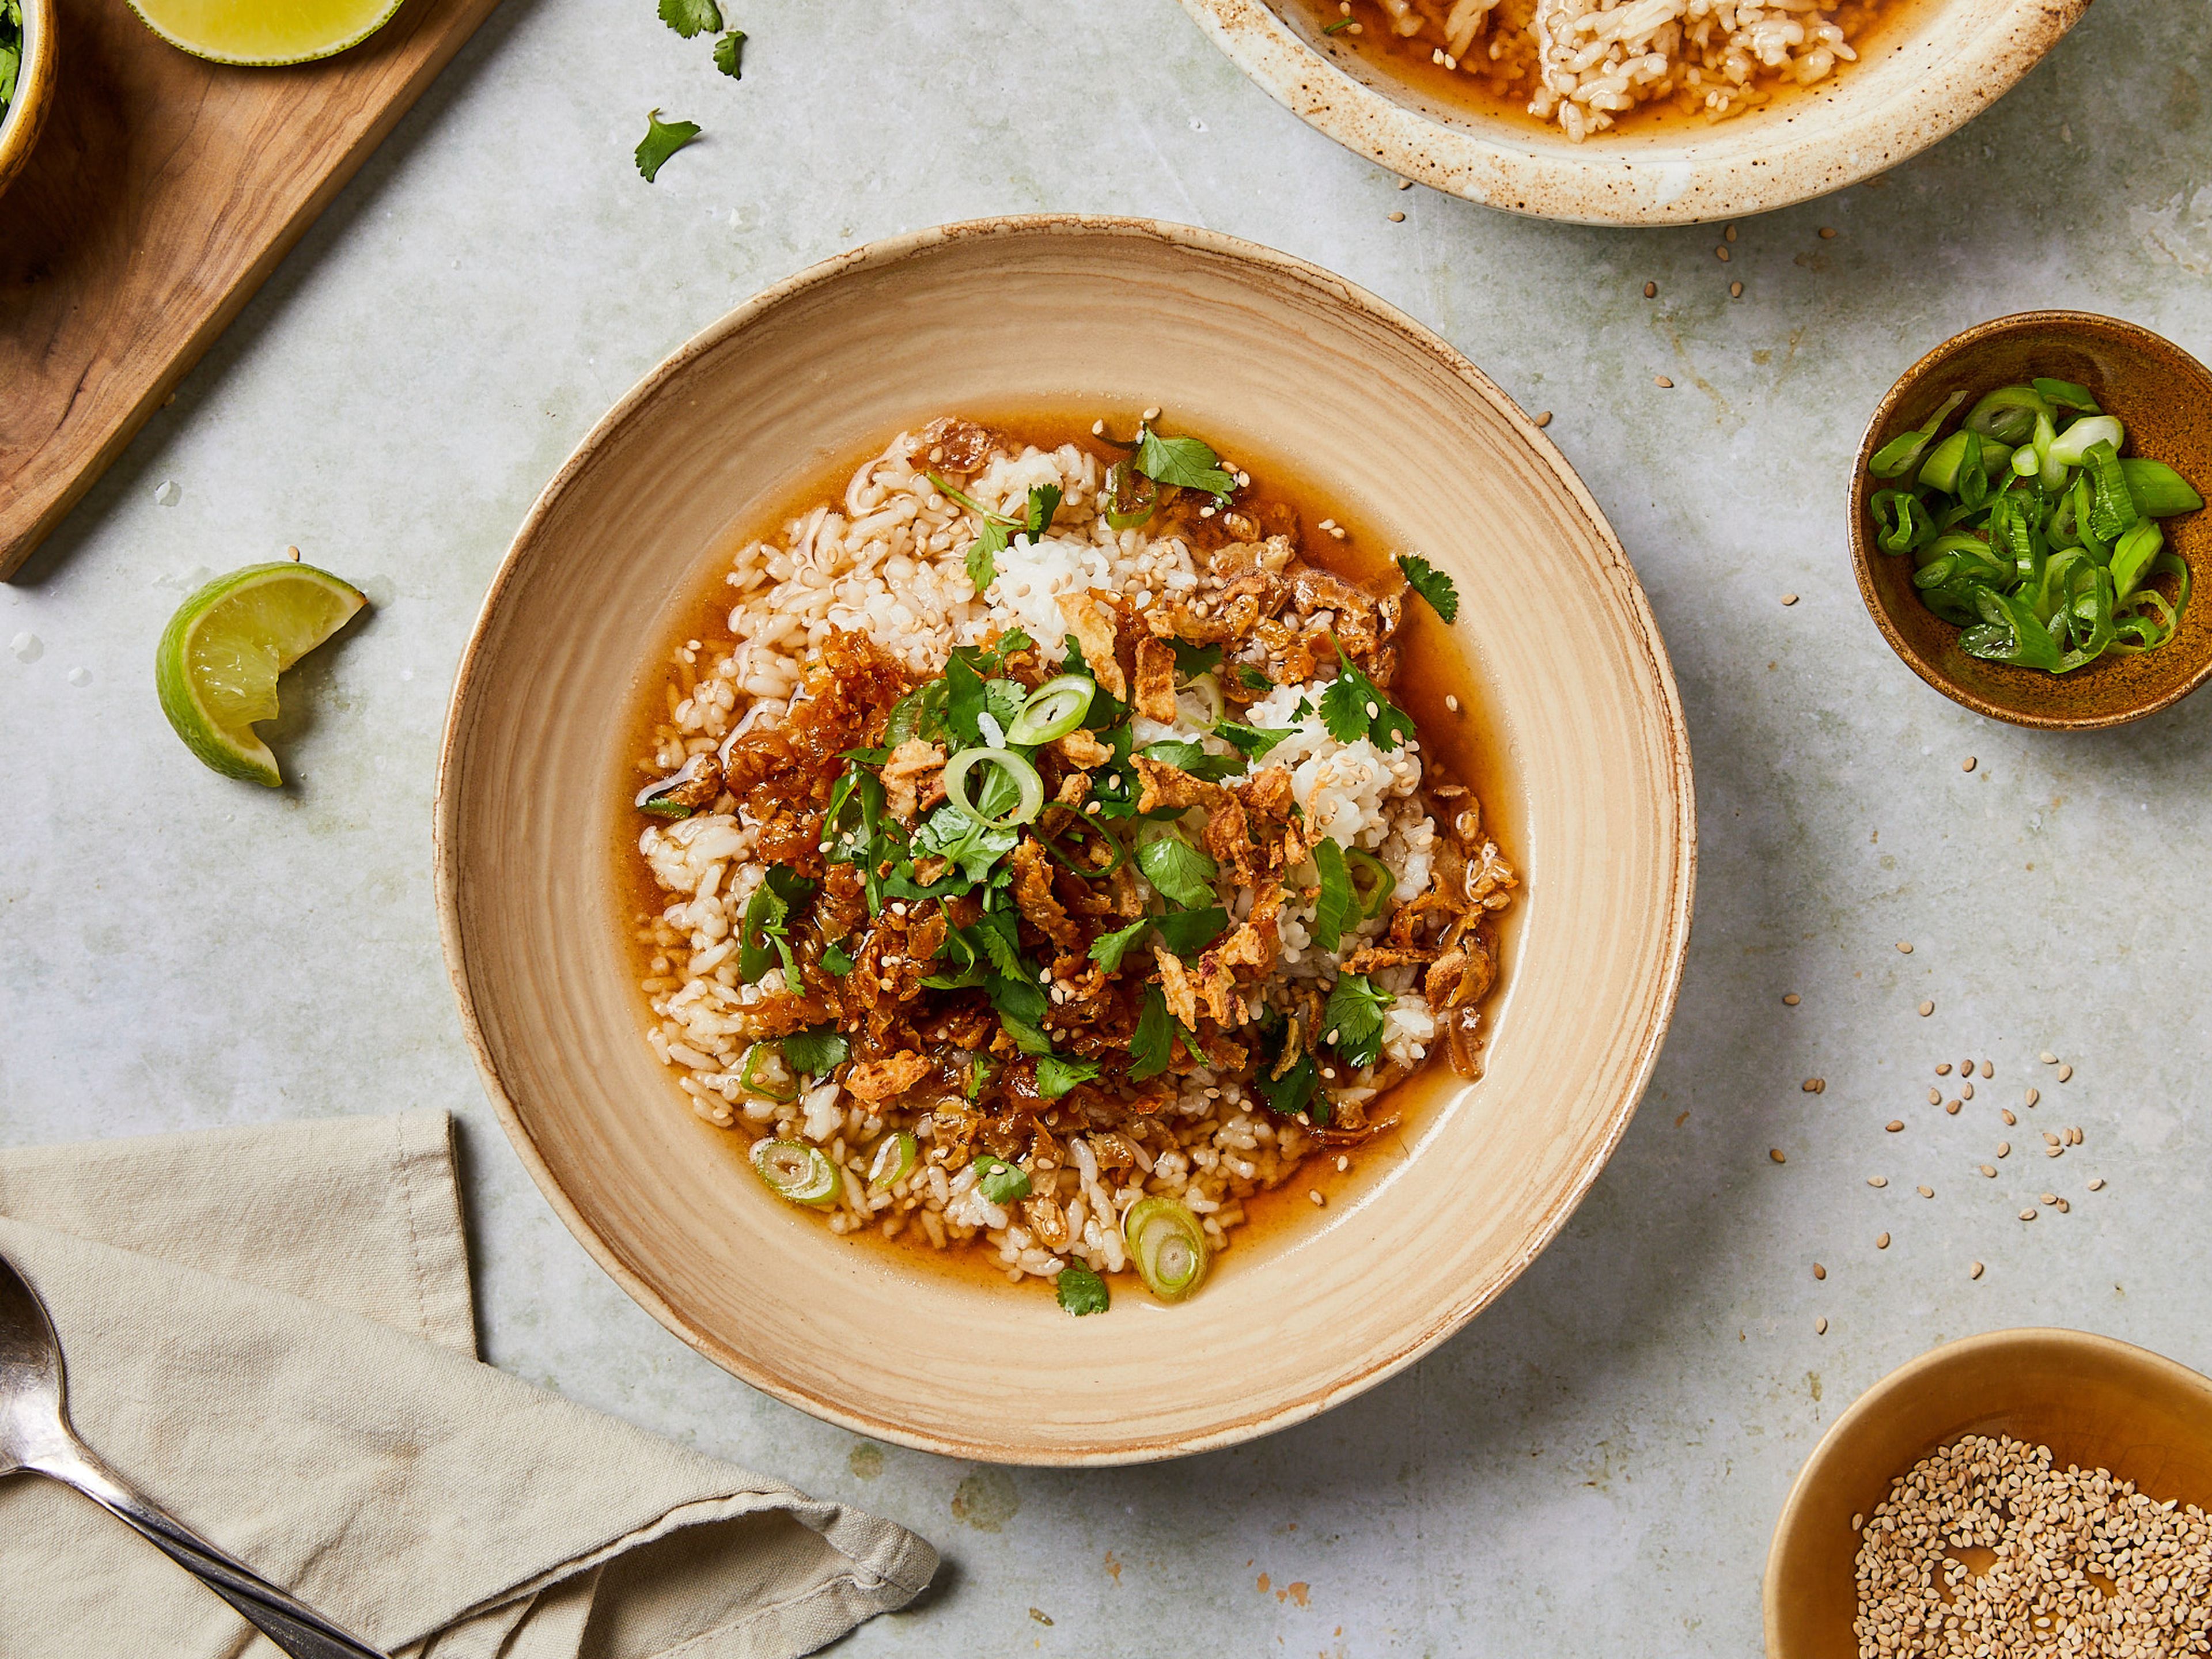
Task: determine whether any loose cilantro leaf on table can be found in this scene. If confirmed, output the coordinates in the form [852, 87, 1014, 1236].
[1317, 643, 1416, 753]
[782, 1026, 849, 1077]
[1307, 838, 1354, 953]
[1134, 427, 1236, 501]
[1396, 553, 1460, 623]
[634, 111, 702, 183]
[1321, 973, 1393, 1070]
[1036, 1054, 1103, 1099]
[1055, 1263, 1110, 1316]
[711, 27, 745, 76]
[657, 0, 720, 36]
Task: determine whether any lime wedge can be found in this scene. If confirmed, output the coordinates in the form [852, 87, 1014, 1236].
[156, 562, 366, 787]
[127, 0, 406, 66]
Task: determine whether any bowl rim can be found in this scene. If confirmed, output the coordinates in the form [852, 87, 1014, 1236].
[1762, 1326, 2212, 1650]
[1171, 0, 2089, 226]
[0, 0, 58, 199]
[1846, 308, 2212, 733]
[433, 213, 1699, 1461]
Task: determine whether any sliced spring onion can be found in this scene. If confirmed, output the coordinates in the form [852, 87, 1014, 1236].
[751, 1139, 839, 1209]
[2033, 377, 2101, 413]
[635, 752, 721, 819]
[736, 1043, 798, 1104]
[1104, 459, 1157, 531]
[1869, 390, 1968, 479]
[1006, 675, 1096, 745]
[866, 1131, 918, 1192]
[1038, 817, 1128, 881]
[941, 746, 1044, 828]
[1174, 672, 1225, 730]
[2121, 459, 2206, 518]
[1346, 847, 1395, 918]
[1123, 1196, 1209, 1302]
[2046, 414, 2125, 468]
[1964, 384, 2052, 446]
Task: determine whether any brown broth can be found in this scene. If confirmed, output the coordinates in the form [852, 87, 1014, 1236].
[615, 410, 1520, 1287]
[1284, 0, 1920, 139]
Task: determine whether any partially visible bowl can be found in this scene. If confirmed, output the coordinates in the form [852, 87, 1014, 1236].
[1849, 310, 2212, 731]
[1174, 0, 2087, 226]
[437, 215, 1696, 1464]
[0, 0, 57, 202]
[1766, 1328, 2212, 1659]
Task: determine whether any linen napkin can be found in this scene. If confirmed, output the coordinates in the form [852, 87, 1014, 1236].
[0, 1110, 938, 1658]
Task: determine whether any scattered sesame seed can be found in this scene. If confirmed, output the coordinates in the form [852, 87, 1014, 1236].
[2020, 1209, 2037, 1221]
[1979, 1165, 1996, 1178]
[2046, 1145, 2063, 1158]
[1327, 524, 1346, 540]
[1730, 282, 1744, 298]
[1091, 419, 1105, 435]
[1309, 1189, 1325, 1206]
[1960, 1057, 1974, 1075]
[1364, 701, 1379, 718]
[1963, 756, 1978, 772]
[1533, 411, 1552, 427]
[1802, 1078, 1823, 1093]
[1970, 1261, 1984, 1279]
[2055, 1197, 2071, 1213]
[2088, 1177, 2105, 1192]
[2002, 1109, 2017, 1126]
[1816, 1317, 1829, 1335]
[1897, 941, 1914, 954]
[1813, 1263, 1827, 1280]
[1997, 1141, 2012, 1158]
[1945, 1100, 1960, 1116]
[1388, 211, 1406, 223]
[1326, 1028, 1340, 1044]
[1979, 1060, 1994, 1080]
[1916, 1185, 1933, 1198]
[1770, 1148, 1787, 1164]
[2043, 1132, 2060, 1147]
[1783, 993, 1801, 1006]
[2068, 1126, 2082, 1145]
[2040, 1192, 2058, 1206]
[1885, 1120, 1905, 1133]
[1397, 177, 1413, 190]
[1919, 1001, 1935, 1017]
[1961, 1081, 1974, 1101]
[1716, 245, 1731, 262]
[1335, 1154, 1350, 1172]
[2057, 1063, 2073, 1083]
[2040, 1051, 2058, 1065]
[1142, 406, 1161, 422]
[1868, 1176, 1888, 1188]
[1936, 1063, 1952, 1076]
[1876, 1233, 1891, 1249]
[1819, 227, 1837, 239]
[1851, 1513, 1865, 1532]
[1445, 694, 1461, 713]
[1655, 376, 1673, 388]
[1927, 1089, 1940, 1106]
[1781, 593, 1799, 606]
[1643, 281, 1658, 298]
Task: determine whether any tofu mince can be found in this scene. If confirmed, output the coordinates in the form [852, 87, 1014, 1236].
[628, 416, 1514, 1314]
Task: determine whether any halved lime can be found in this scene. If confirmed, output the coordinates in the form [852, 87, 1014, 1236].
[156, 562, 366, 787]
[127, 0, 406, 66]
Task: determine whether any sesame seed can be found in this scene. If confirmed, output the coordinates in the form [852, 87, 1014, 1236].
[1926, 1088, 1940, 1105]
[1326, 1028, 1340, 1044]
[1960, 1056, 1974, 1075]
[1308, 1189, 1325, 1207]
[1388, 211, 1406, 223]
[1876, 1233, 1891, 1249]
[1851, 1513, 1864, 1532]
[2039, 1050, 2059, 1065]
[1655, 376, 1673, 388]
[1979, 1060, 1993, 1079]
[2068, 1126, 2082, 1145]
[2040, 1191, 2058, 1206]
[1781, 593, 1799, 605]
[1335, 1154, 1349, 1172]
[2043, 1132, 2060, 1147]
[1445, 694, 1460, 712]
[1783, 993, 1801, 1006]
[1970, 1261, 1984, 1279]
[1896, 941, 1913, 954]
[1979, 1165, 1995, 1177]
[1963, 756, 1978, 772]
[1961, 1081, 1974, 1100]
[2002, 1109, 2017, 1126]
[1868, 1176, 1888, 1188]
[1936, 1063, 1952, 1075]
[1725, 224, 1738, 242]
[2088, 1177, 2105, 1192]
[2055, 1197, 2071, 1213]
[1813, 1263, 1827, 1279]
[1716, 245, 1731, 262]
[1729, 281, 1744, 298]
[1885, 1120, 1904, 1133]
[2020, 1209, 2037, 1221]
[1643, 281, 1658, 298]
[1770, 1148, 1787, 1164]
[2047, 1145, 2063, 1158]
[1945, 1100, 1961, 1115]
[1802, 1078, 1823, 1093]
[1816, 1317, 1829, 1335]
[1364, 701, 1379, 718]
[1091, 419, 1105, 435]
[2057, 1063, 2073, 1082]
[1997, 1142, 2010, 1157]
[1533, 411, 1552, 427]
[1142, 406, 1161, 422]
[1919, 1001, 1935, 1017]
[1819, 227, 1837, 239]
[1916, 1185, 1933, 1198]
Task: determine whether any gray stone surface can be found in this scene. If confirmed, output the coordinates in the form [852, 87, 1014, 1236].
[4, 0, 2209, 1652]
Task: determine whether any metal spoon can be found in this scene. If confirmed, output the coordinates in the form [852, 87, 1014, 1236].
[0, 1245, 388, 1658]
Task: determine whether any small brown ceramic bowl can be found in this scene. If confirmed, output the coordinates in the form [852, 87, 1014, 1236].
[0, 0, 58, 203]
[1850, 310, 2212, 731]
[1766, 1328, 2212, 1658]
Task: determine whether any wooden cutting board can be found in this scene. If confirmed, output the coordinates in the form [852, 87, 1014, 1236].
[0, 0, 502, 579]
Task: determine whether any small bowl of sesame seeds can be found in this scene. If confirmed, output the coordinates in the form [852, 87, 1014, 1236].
[1766, 1328, 2212, 1658]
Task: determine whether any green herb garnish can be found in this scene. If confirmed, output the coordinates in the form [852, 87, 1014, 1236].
[1396, 554, 1460, 622]
[711, 28, 745, 75]
[1308, 838, 1354, 953]
[1321, 972, 1392, 1070]
[1036, 1054, 1103, 1099]
[1055, 1263, 1111, 1315]
[1129, 983, 1178, 1080]
[1089, 918, 1150, 972]
[972, 1154, 1031, 1205]
[1321, 15, 1354, 32]
[738, 867, 817, 983]
[1318, 643, 1417, 752]
[929, 476, 1061, 594]
[782, 1025, 849, 1077]
[634, 110, 702, 182]
[1133, 426, 1236, 501]
[657, 0, 720, 36]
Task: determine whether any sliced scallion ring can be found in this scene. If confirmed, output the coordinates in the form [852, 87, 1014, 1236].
[866, 1131, 918, 1192]
[1346, 848, 1395, 918]
[941, 746, 1044, 828]
[736, 1043, 798, 1104]
[1006, 675, 1096, 745]
[1123, 1196, 1209, 1302]
[751, 1139, 839, 1209]
[2046, 414, 2125, 468]
[1174, 672, 1224, 728]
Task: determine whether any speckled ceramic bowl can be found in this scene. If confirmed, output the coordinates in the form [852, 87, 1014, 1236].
[0, 0, 58, 203]
[438, 216, 1697, 1464]
[1849, 310, 2212, 731]
[1766, 1329, 2212, 1659]
[1175, 0, 2087, 226]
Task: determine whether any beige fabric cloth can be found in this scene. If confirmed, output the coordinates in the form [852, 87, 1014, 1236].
[0, 1111, 937, 1658]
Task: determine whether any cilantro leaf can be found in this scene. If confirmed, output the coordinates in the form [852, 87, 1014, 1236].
[1024, 483, 1062, 544]
[967, 516, 1010, 594]
[1151, 906, 1229, 958]
[1308, 838, 1354, 952]
[1233, 664, 1274, 694]
[1134, 427, 1236, 501]
[1129, 983, 1177, 1081]
[737, 867, 816, 983]
[634, 110, 702, 183]
[821, 940, 855, 975]
[974, 902, 1025, 979]
[1213, 719, 1294, 760]
[782, 1026, 849, 1077]
[711, 27, 745, 76]
[657, 0, 720, 36]
[987, 971, 1054, 1055]
[1317, 643, 1416, 753]
[1134, 831, 1218, 908]
[972, 1154, 1031, 1204]
[1321, 973, 1393, 1070]
[944, 653, 988, 747]
[1256, 1049, 1320, 1120]
[1089, 918, 1151, 972]
[912, 803, 1017, 885]
[1055, 1263, 1110, 1315]
[1168, 639, 1223, 679]
[1396, 553, 1460, 623]
[1036, 1054, 1102, 1099]
[1289, 695, 1315, 722]
[1139, 739, 1244, 783]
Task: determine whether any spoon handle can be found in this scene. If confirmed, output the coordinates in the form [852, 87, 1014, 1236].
[32, 1437, 388, 1659]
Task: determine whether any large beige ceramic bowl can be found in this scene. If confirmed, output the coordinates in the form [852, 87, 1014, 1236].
[1176, 0, 2088, 225]
[437, 217, 1695, 1464]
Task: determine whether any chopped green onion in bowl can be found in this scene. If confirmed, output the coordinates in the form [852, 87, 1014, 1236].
[752, 1139, 840, 1209]
[1865, 377, 2200, 676]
